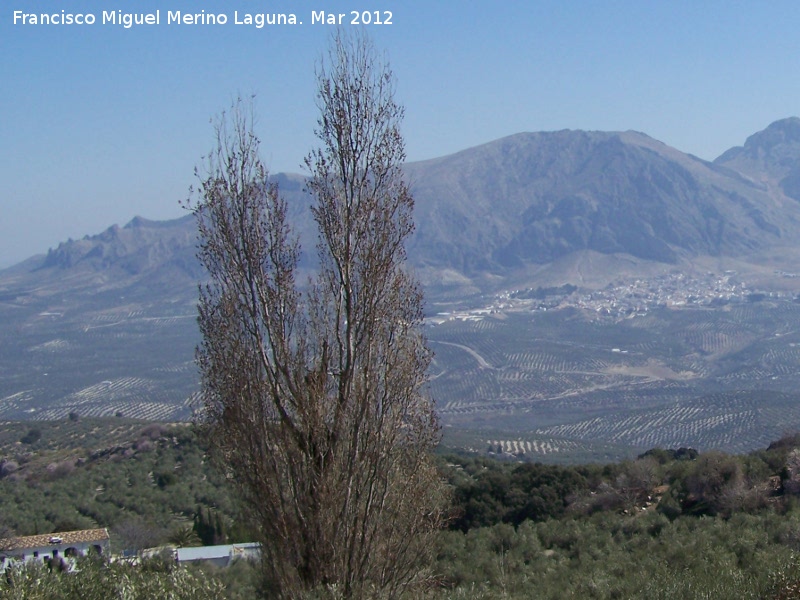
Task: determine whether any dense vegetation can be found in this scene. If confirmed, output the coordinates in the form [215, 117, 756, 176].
[433, 441, 800, 598]
[0, 419, 244, 550]
[0, 556, 225, 600]
[6, 419, 800, 597]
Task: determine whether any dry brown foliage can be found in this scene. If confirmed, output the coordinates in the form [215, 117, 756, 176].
[188, 32, 448, 599]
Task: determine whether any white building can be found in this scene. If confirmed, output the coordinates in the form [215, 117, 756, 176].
[0, 528, 110, 570]
[175, 542, 260, 567]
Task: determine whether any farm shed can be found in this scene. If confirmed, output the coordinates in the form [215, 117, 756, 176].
[175, 542, 260, 567]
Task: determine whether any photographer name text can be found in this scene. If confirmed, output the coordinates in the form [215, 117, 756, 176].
[12, 9, 394, 28]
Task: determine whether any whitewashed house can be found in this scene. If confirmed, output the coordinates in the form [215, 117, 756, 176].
[0, 528, 110, 570]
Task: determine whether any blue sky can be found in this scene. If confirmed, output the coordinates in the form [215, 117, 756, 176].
[3, 1, 800, 268]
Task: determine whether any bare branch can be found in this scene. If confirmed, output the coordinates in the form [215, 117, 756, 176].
[190, 33, 448, 599]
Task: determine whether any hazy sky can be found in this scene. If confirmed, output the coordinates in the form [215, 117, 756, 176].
[3, 1, 800, 268]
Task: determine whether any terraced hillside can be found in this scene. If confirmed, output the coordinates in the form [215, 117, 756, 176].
[0, 260, 200, 422]
[431, 299, 800, 459]
[5, 263, 800, 461]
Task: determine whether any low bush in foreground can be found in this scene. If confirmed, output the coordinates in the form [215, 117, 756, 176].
[0, 556, 225, 600]
[433, 511, 800, 599]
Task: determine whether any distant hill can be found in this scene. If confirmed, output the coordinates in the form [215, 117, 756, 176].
[406, 128, 800, 290]
[40, 215, 201, 287]
[715, 117, 800, 202]
[44, 217, 192, 271]
[5, 119, 800, 457]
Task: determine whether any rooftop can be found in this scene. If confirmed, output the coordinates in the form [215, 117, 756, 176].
[0, 528, 109, 551]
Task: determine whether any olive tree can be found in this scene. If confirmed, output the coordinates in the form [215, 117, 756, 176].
[0, 557, 225, 600]
[188, 32, 447, 599]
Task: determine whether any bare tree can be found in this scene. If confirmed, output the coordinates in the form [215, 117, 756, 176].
[189, 32, 447, 599]
[0, 522, 16, 554]
[614, 457, 661, 509]
[113, 517, 167, 554]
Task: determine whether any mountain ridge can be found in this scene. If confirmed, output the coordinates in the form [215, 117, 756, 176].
[405, 124, 800, 287]
[7, 118, 800, 294]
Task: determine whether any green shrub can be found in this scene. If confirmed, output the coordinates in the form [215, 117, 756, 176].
[0, 557, 225, 600]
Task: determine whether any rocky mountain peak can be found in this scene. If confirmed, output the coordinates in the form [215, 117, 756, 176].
[742, 117, 800, 154]
[714, 118, 800, 189]
[39, 215, 199, 278]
